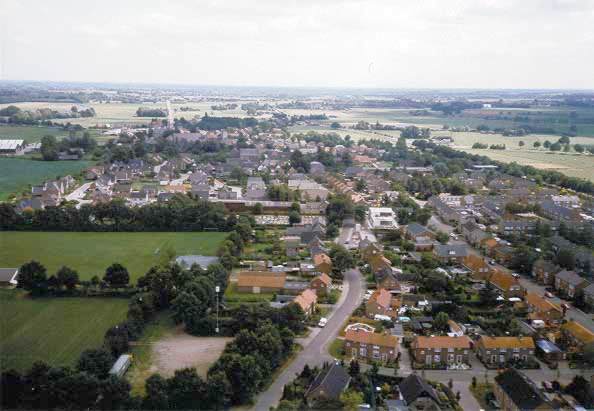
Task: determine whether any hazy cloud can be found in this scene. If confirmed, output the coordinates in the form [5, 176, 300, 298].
[1, 0, 592, 88]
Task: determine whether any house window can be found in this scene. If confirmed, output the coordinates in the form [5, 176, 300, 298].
[360, 348, 367, 357]
[448, 348, 454, 353]
[491, 355, 497, 363]
[448, 354, 454, 363]
[433, 355, 441, 363]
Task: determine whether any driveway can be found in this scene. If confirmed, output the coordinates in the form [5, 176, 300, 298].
[251, 268, 366, 410]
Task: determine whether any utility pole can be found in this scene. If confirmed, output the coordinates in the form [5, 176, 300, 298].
[215, 285, 220, 334]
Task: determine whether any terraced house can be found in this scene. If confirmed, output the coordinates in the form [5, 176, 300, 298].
[554, 270, 589, 298]
[411, 336, 472, 368]
[344, 329, 398, 363]
[476, 336, 536, 367]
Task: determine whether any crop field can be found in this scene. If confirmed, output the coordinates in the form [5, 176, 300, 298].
[0, 157, 93, 200]
[0, 290, 129, 371]
[0, 101, 271, 128]
[0, 231, 228, 282]
[436, 131, 594, 181]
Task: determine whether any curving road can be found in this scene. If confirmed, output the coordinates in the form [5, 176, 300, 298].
[252, 268, 365, 410]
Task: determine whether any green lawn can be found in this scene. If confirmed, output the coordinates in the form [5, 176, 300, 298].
[0, 290, 129, 371]
[0, 125, 68, 142]
[0, 231, 227, 282]
[0, 157, 93, 200]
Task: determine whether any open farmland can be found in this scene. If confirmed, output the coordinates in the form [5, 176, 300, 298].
[0, 290, 128, 371]
[0, 157, 93, 200]
[0, 231, 227, 282]
[0, 101, 272, 128]
[438, 131, 594, 181]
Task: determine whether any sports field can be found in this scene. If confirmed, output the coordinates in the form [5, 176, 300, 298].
[0, 231, 227, 282]
[0, 290, 129, 371]
[0, 157, 93, 200]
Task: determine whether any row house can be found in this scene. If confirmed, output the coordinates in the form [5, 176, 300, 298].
[560, 321, 594, 350]
[411, 336, 472, 367]
[540, 199, 582, 222]
[498, 220, 537, 236]
[433, 244, 469, 264]
[488, 270, 525, 298]
[524, 292, 563, 323]
[494, 369, 554, 411]
[476, 336, 536, 367]
[461, 221, 489, 246]
[531, 259, 561, 286]
[554, 270, 589, 298]
[344, 329, 398, 363]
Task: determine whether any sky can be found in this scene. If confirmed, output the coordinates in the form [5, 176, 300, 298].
[1, 0, 593, 89]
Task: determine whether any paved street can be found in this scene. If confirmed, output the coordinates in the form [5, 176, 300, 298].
[252, 269, 366, 410]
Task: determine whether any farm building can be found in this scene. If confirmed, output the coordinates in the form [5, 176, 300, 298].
[0, 139, 24, 154]
[0, 268, 19, 287]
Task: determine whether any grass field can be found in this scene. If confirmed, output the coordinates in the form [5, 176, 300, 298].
[0, 232, 228, 281]
[0, 125, 69, 142]
[0, 157, 93, 200]
[0, 290, 129, 371]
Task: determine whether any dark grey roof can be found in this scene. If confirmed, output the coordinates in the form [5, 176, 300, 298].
[555, 270, 587, 286]
[306, 363, 351, 401]
[494, 369, 551, 410]
[406, 223, 431, 236]
[398, 374, 440, 406]
[434, 244, 469, 258]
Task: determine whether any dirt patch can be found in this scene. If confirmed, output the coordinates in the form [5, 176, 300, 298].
[152, 333, 232, 377]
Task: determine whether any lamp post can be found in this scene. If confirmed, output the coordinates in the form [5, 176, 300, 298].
[215, 285, 220, 334]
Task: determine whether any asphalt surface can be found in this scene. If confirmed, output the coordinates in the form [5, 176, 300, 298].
[251, 268, 366, 410]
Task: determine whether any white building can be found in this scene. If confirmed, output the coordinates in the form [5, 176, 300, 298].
[367, 207, 399, 230]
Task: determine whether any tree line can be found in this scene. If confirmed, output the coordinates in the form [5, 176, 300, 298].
[0, 195, 231, 232]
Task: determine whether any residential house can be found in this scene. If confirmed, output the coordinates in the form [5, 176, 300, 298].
[524, 292, 563, 323]
[305, 363, 351, 406]
[376, 269, 401, 291]
[433, 244, 469, 264]
[498, 220, 537, 236]
[309, 161, 326, 176]
[584, 283, 594, 309]
[554, 270, 589, 298]
[293, 289, 317, 316]
[540, 199, 582, 223]
[532, 259, 561, 286]
[463, 255, 491, 281]
[313, 253, 332, 275]
[236, 271, 287, 293]
[367, 207, 399, 230]
[310, 273, 332, 294]
[404, 223, 435, 241]
[489, 270, 525, 298]
[461, 221, 489, 246]
[494, 368, 553, 411]
[396, 374, 442, 411]
[413, 236, 435, 252]
[283, 236, 301, 257]
[366, 288, 397, 318]
[560, 321, 594, 350]
[476, 336, 536, 367]
[493, 245, 515, 265]
[411, 336, 472, 367]
[344, 329, 398, 363]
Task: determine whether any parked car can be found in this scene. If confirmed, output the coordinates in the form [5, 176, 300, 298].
[545, 291, 554, 298]
[318, 317, 328, 328]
